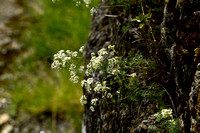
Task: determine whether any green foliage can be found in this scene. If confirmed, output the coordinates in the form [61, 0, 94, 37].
[147, 109, 178, 133]
[132, 9, 152, 29]
[110, 54, 162, 104]
[20, 0, 91, 60]
[109, 0, 136, 11]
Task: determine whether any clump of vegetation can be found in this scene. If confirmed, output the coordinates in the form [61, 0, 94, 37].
[149, 108, 178, 133]
[52, 44, 162, 112]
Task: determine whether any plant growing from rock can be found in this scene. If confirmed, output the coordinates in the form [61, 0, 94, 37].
[148, 108, 178, 133]
[52, 44, 163, 112]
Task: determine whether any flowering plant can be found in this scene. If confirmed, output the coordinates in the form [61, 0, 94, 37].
[52, 45, 119, 111]
[74, 0, 98, 15]
[148, 108, 178, 133]
[52, 44, 159, 112]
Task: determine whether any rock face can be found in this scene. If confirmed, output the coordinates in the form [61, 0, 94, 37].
[83, 0, 200, 132]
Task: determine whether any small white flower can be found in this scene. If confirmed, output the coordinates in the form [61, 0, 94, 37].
[154, 112, 159, 117]
[69, 70, 79, 83]
[69, 63, 76, 71]
[51, 60, 62, 69]
[62, 57, 71, 67]
[108, 45, 115, 50]
[102, 81, 106, 86]
[154, 108, 173, 119]
[85, 69, 92, 76]
[90, 106, 95, 112]
[148, 125, 157, 131]
[85, 84, 92, 92]
[64, 57, 71, 61]
[94, 82, 102, 93]
[168, 119, 176, 125]
[66, 50, 72, 56]
[107, 93, 112, 98]
[80, 95, 87, 105]
[130, 73, 136, 78]
[79, 66, 84, 73]
[90, 7, 97, 15]
[108, 57, 119, 68]
[98, 48, 108, 56]
[112, 69, 120, 75]
[79, 46, 84, 53]
[91, 98, 98, 106]
[116, 90, 120, 94]
[91, 52, 95, 57]
[81, 80, 86, 87]
[72, 51, 78, 57]
[76, 1, 81, 6]
[84, 0, 91, 5]
[161, 109, 173, 118]
[69, 74, 79, 83]
[87, 78, 93, 85]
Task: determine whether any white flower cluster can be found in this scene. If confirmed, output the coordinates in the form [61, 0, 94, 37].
[90, 106, 95, 112]
[90, 98, 98, 112]
[94, 81, 105, 93]
[116, 90, 120, 94]
[154, 108, 173, 119]
[85, 48, 108, 76]
[94, 81, 112, 99]
[111, 69, 120, 75]
[69, 64, 79, 83]
[81, 78, 94, 92]
[108, 45, 115, 50]
[90, 7, 97, 15]
[51, 50, 71, 69]
[97, 81, 107, 92]
[51, 46, 85, 83]
[76, 1, 81, 6]
[161, 108, 173, 118]
[80, 95, 87, 105]
[80, 76, 113, 112]
[74, 0, 98, 16]
[106, 92, 112, 98]
[83, 0, 91, 7]
[152, 108, 177, 132]
[83, 78, 112, 97]
[79, 46, 84, 53]
[66, 50, 78, 58]
[78, 66, 84, 73]
[91, 98, 98, 106]
[168, 119, 176, 125]
[51, 46, 84, 69]
[128, 73, 136, 78]
[108, 57, 119, 68]
[53, 45, 122, 112]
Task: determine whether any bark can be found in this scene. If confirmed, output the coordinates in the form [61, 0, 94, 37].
[83, 0, 200, 132]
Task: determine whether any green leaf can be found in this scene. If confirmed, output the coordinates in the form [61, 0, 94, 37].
[139, 23, 144, 29]
[132, 18, 140, 22]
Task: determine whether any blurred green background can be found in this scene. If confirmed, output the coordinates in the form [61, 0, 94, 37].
[1, 0, 94, 132]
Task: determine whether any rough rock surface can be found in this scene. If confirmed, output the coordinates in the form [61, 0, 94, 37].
[83, 0, 200, 132]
